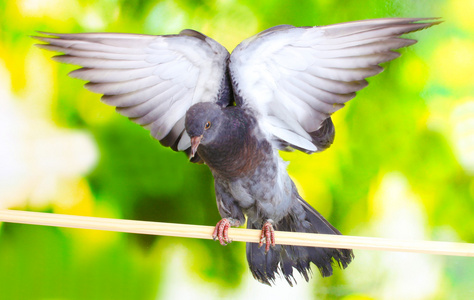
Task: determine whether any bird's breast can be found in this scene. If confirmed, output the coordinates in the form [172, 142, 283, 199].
[200, 134, 272, 179]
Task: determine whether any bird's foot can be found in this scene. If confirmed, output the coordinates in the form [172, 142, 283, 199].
[259, 220, 276, 253]
[212, 218, 240, 246]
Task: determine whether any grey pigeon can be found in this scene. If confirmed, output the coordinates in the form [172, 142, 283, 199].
[35, 18, 440, 286]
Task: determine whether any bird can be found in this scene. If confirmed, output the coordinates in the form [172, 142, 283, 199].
[34, 17, 440, 286]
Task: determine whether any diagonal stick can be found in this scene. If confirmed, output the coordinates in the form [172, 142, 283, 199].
[0, 209, 472, 257]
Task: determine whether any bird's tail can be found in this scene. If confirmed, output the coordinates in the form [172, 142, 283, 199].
[246, 197, 354, 286]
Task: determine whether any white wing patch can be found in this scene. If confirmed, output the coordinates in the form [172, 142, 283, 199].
[36, 31, 229, 151]
[35, 18, 440, 156]
[229, 18, 439, 153]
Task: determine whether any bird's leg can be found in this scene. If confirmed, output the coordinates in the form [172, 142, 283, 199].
[259, 219, 276, 253]
[212, 218, 241, 246]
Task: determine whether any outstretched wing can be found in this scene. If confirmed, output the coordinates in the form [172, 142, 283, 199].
[35, 29, 230, 158]
[229, 18, 440, 153]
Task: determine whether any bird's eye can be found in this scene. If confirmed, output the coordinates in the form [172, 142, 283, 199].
[204, 121, 211, 130]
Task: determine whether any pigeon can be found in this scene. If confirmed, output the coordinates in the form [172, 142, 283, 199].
[34, 17, 440, 286]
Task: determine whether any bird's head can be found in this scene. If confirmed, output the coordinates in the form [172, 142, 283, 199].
[185, 102, 224, 157]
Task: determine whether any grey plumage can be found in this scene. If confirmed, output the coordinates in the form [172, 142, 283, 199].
[185, 102, 351, 285]
[34, 18, 440, 285]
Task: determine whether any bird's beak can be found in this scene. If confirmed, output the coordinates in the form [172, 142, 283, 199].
[190, 135, 202, 158]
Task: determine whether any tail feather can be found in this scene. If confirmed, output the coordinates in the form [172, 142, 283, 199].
[246, 237, 281, 285]
[246, 198, 354, 286]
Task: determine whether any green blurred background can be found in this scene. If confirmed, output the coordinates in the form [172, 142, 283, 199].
[0, 0, 473, 299]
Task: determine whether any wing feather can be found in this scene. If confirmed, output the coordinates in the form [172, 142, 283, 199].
[69, 66, 156, 82]
[35, 30, 230, 156]
[229, 18, 440, 152]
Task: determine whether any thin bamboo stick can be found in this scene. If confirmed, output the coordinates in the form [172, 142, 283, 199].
[0, 209, 473, 257]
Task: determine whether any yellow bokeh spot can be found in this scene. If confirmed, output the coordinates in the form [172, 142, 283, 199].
[53, 178, 94, 215]
[76, 88, 117, 126]
[282, 150, 337, 217]
[400, 56, 429, 92]
[23, 48, 57, 118]
[202, 3, 259, 51]
[17, 0, 80, 19]
[450, 99, 474, 173]
[450, 0, 474, 31]
[431, 38, 474, 89]
[53, 178, 121, 253]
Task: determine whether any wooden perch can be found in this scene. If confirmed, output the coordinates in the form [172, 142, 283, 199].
[0, 209, 473, 257]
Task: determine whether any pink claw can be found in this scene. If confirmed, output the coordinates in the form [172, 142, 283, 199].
[259, 220, 275, 253]
[212, 218, 232, 246]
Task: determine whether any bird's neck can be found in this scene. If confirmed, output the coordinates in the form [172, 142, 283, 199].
[198, 108, 270, 179]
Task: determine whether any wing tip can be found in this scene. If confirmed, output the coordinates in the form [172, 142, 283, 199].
[406, 18, 443, 32]
[51, 54, 72, 64]
[68, 68, 89, 80]
[31, 31, 54, 39]
[33, 42, 50, 49]
[179, 29, 208, 41]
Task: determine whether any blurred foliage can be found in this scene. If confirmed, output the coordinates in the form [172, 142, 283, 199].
[0, 0, 473, 299]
